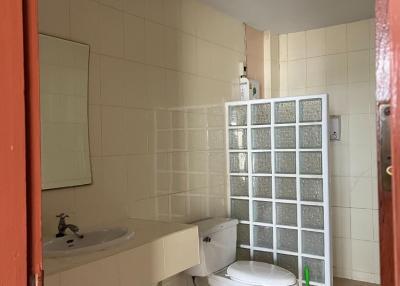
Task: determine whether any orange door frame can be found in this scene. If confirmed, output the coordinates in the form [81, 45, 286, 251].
[0, 0, 42, 285]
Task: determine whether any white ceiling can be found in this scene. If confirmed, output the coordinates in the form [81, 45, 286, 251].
[197, 0, 375, 33]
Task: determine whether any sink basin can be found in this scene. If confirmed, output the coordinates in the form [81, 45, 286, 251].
[44, 227, 134, 257]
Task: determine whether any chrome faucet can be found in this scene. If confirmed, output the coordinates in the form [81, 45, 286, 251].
[56, 213, 84, 239]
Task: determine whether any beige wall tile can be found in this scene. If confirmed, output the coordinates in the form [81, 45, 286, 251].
[70, 0, 124, 57]
[306, 56, 326, 87]
[97, 0, 122, 9]
[349, 114, 372, 145]
[124, 14, 145, 63]
[129, 197, 157, 219]
[146, 0, 165, 24]
[123, 0, 146, 17]
[350, 177, 373, 209]
[332, 207, 351, 238]
[306, 28, 326, 57]
[44, 274, 60, 286]
[279, 34, 288, 61]
[370, 19, 376, 50]
[327, 85, 348, 115]
[349, 144, 372, 177]
[127, 154, 156, 200]
[74, 157, 105, 228]
[326, 24, 347, 55]
[351, 240, 377, 274]
[101, 106, 126, 155]
[125, 108, 154, 154]
[288, 31, 306, 60]
[178, 33, 197, 74]
[331, 177, 351, 207]
[348, 50, 370, 83]
[326, 54, 348, 85]
[330, 143, 350, 176]
[100, 56, 146, 107]
[172, 152, 188, 171]
[39, 0, 70, 38]
[164, 0, 182, 29]
[333, 238, 353, 274]
[88, 54, 101, 105]
[348, 83, 372, 114]
[88, 105, 102, 156]
[145, 21, 167, 67]
[102, 156, 129, 222]
[180, 0, 198, 35]
[347, 20, 370, 51]
[287, 59, 306, 89]
[351, 209, 374, 240]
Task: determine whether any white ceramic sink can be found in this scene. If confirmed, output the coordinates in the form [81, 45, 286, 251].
[44, 227, 134, 258]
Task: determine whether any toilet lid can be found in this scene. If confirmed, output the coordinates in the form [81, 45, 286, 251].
[227, 261, 297, 286]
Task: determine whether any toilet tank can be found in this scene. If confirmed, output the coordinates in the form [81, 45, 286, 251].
[185, 218, 238, 277]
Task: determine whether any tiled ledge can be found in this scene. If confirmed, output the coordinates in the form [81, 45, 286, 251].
[44, 218, 199, 286]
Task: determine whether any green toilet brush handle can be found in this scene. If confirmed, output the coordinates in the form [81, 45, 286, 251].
[304, 266, 310, 286]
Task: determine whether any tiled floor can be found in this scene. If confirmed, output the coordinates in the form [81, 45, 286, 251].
[333, 277, 380, 286]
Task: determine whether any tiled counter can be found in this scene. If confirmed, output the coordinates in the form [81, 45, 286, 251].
[44, 219, 199, 286]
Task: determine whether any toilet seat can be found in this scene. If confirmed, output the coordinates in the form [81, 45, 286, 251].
[208, 261, 297, 286]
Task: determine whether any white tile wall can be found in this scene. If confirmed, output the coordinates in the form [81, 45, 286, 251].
[40, 0, 244, 250]
[278, 19, 379, 284]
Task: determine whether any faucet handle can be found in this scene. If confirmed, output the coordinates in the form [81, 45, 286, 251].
[56, 213, 69, 219]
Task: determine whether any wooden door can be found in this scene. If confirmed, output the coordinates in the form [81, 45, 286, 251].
[376, 0, 400, 285]
[0, 0, 42, 285]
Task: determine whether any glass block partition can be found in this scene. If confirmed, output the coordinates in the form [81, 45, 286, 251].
[226, 95, 331, 286]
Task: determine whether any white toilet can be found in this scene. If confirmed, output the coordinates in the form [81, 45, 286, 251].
[186, 218, 297, 286]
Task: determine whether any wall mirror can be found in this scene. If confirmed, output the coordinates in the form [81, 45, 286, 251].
[40, 34, 91, 190]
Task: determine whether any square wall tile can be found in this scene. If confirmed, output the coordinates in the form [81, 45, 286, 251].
[306, 28, 326, 57]
[333, 238, 353, 271]
[347, 20, 370, 51]
[145, 21, 167, 67]
[101, 106, 126, 155]
[326, 54, 347, 85]
[288, 60, 306, 89]
[348, 50, 370, 83]
[327, 85, 348, 115]
[330, 144, 350, 177]
[331, 177, 351, 207]
[44, 274, 60, 286]
[349, 144, 372, 177]
[332, 207, 350, 238]
[348, 83, 372, 114]
[306, 57, 326, 87]
[351, 208, 373, 240]
[279, 34, 288, 61]
[124, 14, 145, 63]
[349, 114, 372, 146]
[39, 0, 70, 38]
[326, 24, 347, 54]
[127, 154, 155, 201]
[288, 31, 306, 60]
[123, 0, 146, 17]
[351, 240, 378, 273]
[70, 0, 124, 57]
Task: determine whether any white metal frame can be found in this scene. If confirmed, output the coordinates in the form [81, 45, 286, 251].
[225, 94, 331, 286]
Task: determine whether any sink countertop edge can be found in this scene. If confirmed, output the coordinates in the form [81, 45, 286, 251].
[44, 218, 198, 276]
